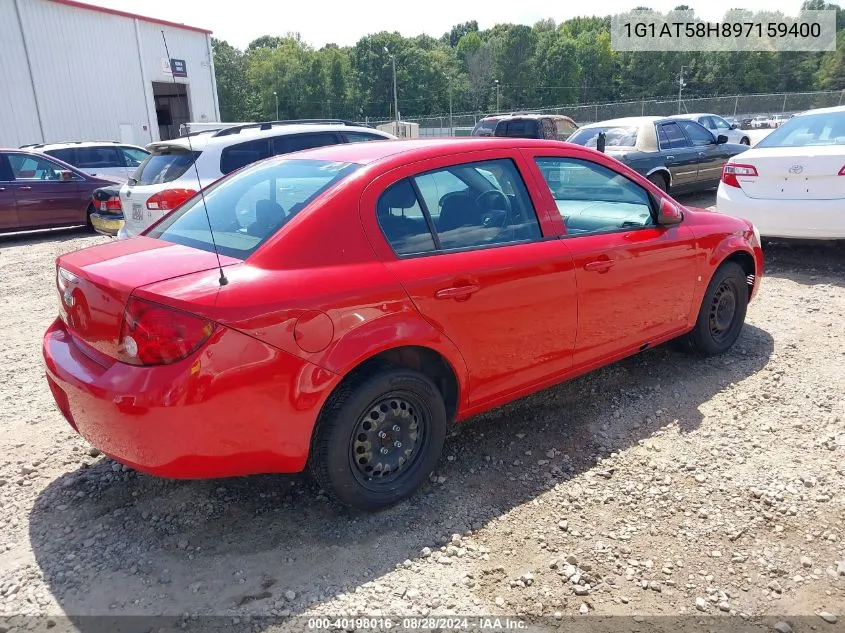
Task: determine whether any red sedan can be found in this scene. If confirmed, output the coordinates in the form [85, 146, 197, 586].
[43, 138, 763, 510]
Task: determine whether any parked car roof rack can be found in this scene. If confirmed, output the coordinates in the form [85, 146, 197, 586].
[212, 119, 367, 137]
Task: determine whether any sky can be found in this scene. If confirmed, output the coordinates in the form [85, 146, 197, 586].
[86, 0, 810, 48]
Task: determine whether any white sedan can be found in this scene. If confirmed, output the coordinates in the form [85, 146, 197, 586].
[716, 105, 845, 240]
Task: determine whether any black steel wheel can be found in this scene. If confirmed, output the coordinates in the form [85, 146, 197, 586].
[310, 366, 447, 511]
[685, 261, 748, 355]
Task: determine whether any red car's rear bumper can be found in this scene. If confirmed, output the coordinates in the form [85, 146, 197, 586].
[42, 318, 338, 478]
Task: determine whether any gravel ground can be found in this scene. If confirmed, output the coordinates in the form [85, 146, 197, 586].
[0, 191, 843, 633]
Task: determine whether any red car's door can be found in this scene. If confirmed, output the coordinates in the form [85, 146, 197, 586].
[524, 150, 698, 368]
[0, 154, 20, 230]
[7, 152, 86, 228]
[361, 151, 578, 410]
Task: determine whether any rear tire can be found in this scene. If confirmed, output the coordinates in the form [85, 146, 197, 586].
[647, 172, 668, 192]
[85, 204, 96, 233]
[683, 261, 748, 355]
[309, 366, 447, 511]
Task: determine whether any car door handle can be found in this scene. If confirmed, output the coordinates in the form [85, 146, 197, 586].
[666, 155, 675, 161]
[0, 187, 5, 192]
[435, 284, 480, 300]
[585, 260, 615, 272]
[18, 186, 32, 191]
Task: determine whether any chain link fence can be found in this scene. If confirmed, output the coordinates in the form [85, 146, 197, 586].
[367, 90, 845, 136]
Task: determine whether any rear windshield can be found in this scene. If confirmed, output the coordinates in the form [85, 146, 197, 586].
[755, 111, 845, 148]
[568, 126, 639, 148]
[133, 148, 201, 185]
[471, 120, 499, 136]
[146, 158, 361, 259]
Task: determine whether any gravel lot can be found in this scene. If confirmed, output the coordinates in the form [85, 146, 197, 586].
[0, 191, 843, 632]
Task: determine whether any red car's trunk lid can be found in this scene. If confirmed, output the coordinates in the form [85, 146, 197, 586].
[56, 237, 239, 360]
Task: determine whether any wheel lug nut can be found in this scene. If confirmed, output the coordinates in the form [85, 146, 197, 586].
[380, 447, 389, 455]
[378, 431, 386, 439]
[394, 441, 402, 448]
[392, 425, 401, 432]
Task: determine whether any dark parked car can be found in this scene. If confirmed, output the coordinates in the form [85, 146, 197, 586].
[472, 113, 578, 140]
[0, 149, 119, 232]
[89, 185, 124, 236]
[567, 116, 749, 194]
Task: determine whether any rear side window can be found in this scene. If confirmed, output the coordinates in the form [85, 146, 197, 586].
[134, 148, 201, 185]
[147, 158, 361, 259]
[220, 139, 271, 175]
[377, 158, 542, 256]
[343, 132, 387, 143]
[657, 123, 689, 150]
[272, 132, 341, 155]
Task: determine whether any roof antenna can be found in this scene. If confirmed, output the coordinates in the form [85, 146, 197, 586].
[160, 30, 228, 286]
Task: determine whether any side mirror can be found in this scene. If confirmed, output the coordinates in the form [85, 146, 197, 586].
[716, 134, 728, 144]
[657, 198, 684, 225]
[730, 123, 739, 129]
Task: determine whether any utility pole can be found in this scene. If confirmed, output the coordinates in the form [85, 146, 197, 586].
[446, 74, 453, 136]
[384, 46, 399, 132]
[273, 91, 279, 120]
[494, 79, 500, 113]
[677, 66, 686, 114]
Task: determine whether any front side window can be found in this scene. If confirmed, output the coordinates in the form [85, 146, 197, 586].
[121, 147, 149, 167]
[74, 146, 123, 169]
[678, 120, 715, 146]
[535, 157, 654, 235]
[377, 158, 542, 255]
[147, 158, 361, 259]
[656, 122, 689, 150]
[8, 154, 73, 181]
[711, 116, 731, 130]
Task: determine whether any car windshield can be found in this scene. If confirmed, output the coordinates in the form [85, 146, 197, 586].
[133, 147, 201, 185]
[756, 111, 845, 148]
[146, 158, 361, 259]
[568, 126, 639, 148]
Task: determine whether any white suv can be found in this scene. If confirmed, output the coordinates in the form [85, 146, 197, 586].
[117, 120, 395, 239]
[24, 141, 150, 182]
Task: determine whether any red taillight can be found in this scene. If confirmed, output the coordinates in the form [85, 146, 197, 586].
[721, 163, 758, 188]
[98, 196, 122, 212]
[118, 296, 215, 366]
[146, 188, 196, 211]
[839, 165, 845, 176]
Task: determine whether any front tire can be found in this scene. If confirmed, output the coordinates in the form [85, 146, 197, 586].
[684, 261, 749, 355]
[309, 366, 447, 511]
[740, 137, 750, 145]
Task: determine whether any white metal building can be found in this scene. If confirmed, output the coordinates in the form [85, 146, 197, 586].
[0, 0, 221, 148]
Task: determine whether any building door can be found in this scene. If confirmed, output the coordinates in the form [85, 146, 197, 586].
[152, 82, 191, 140]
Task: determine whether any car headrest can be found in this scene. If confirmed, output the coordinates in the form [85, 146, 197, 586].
[378, 181, 418, 215]
[255, 199, 284, 225]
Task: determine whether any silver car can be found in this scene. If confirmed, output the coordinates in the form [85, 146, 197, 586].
[668, 113, 750, 145]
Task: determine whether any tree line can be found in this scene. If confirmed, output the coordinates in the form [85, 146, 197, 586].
[212, 1, 845, 123]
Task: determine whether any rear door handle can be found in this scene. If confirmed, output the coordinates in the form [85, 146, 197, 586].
[435, 284, 480, 300]
[585, 260, 615, 272]
[18, 186, 32, 191]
